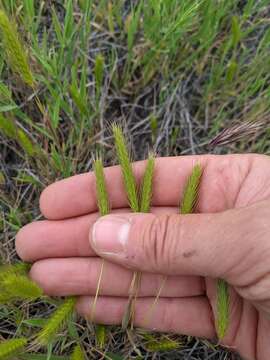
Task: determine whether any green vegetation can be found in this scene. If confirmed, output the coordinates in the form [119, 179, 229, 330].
[180, 164, 203, 214]
[36, 297, 77, 346]
[1, 0, 269, 358]
[216, 279, 230, 339]
[0, 338, 27, 359]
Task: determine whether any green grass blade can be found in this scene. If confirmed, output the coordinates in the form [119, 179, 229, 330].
[112, 124, 139, 212]
[216, 279, 230, 339]
[140, 155, 155, 213]
[0, 338, 27, 360]
[180, 164, 203, 214]
[36, 297, 76, 346]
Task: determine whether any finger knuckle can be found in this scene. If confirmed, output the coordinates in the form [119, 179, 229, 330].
[141, 214, 180, 273]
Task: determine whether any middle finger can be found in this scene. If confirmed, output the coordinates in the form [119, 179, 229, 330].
[30, 257, 205, 298]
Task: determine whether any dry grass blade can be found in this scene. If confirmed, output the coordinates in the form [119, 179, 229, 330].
[209, 121, 265, 148]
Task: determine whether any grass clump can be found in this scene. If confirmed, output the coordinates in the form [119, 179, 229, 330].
[0, 338, 27, 360]
[0, 9, 35, 87]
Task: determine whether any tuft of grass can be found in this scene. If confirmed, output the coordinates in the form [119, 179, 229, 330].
[112, 124, 139, 212]
[0, 10, 35, 87]
[70, 344, 84, 360]
[180, 164, 203, 214]
[0, 337, 27, 360]
[216, 279, 230, 339]
[36, 297, 76, 346]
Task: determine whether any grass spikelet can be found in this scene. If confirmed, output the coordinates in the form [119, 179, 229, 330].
[112, 124, 139, 212]
[0, 338, 27, 359]
[0, 10, 35, 87]
[36, 297, 76, 345]
[0, 274, 42, 302]
[93, 158, 110, 216]
[180, 164, 203, 214]
[145, 338, 181, 352]
[71, 344, 84, 360]
[216, 279, 230, 339]
[140, 155, 155, 213]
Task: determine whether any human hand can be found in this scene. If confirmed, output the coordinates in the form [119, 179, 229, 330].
[16, 154, 270, 360]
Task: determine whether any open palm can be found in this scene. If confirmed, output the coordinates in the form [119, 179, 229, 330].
[16, 154, 270, 360]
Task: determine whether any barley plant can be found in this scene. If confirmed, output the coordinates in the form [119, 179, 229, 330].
[1, 0, 270, 359]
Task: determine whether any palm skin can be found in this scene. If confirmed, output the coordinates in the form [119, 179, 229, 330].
[16, 154, 270, 360]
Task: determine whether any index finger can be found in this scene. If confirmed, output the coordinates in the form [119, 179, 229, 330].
[39, 154, 255, 220]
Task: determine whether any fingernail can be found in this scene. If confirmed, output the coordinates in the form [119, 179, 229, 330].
[92, 215, 131, 255]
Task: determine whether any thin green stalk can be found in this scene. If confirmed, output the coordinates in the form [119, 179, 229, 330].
[92, 158, 110, 347]
[216, 279, 230, 339]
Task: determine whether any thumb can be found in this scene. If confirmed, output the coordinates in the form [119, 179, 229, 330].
[90, 204, 267, 282]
